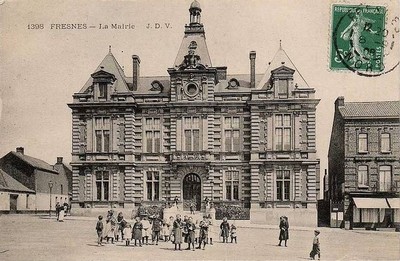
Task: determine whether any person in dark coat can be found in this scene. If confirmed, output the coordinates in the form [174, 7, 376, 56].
[95, 215, 104, 246]
[220, 217, 230, 243]
[172, 214, 183, 251]
[151, 214, 163, 245]
[185, 217, 196, 251]
[132, 217, 143, 247]
[278, 216, 289, 247]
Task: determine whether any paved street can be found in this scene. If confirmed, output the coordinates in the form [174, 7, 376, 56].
[0, 214, 399, 261]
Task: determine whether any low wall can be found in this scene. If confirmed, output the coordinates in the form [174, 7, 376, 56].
[250, 208, 317, 227]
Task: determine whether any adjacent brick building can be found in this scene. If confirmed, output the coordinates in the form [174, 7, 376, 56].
[0, 147, 70, 212]
[68, 1, 320, 225]
[328, 97, 400, 228]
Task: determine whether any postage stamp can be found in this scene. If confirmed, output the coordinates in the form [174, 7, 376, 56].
[330, 4, 387, 74]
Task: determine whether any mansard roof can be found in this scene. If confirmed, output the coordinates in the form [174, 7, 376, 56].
[339, 101, 400, 119]
[257, 47, 309, 89]
[79, 51, 130, 93]
[215, 74, 263, 93]
[0, 169, 35, 193]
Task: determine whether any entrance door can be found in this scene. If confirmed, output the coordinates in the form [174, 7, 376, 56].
[10, 194, 18, 213]
[183, 173, 201, 211]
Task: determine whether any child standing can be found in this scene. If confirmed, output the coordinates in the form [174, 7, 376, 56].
[123, 223, 132, 246]
[230, 224, 237, 243]
[132, 217, 143, 247]
[194, 220, 200, 244]
[96, 215, 104, 246]
[309, 230, 321, 260]
[220, 217, 230, 243]
[142, 216, 151, 245]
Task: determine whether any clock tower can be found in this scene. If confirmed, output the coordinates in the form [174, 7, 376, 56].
[168, 0, 226, 102]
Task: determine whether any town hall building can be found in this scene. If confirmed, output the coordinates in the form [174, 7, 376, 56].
[68, 1, 320, 226]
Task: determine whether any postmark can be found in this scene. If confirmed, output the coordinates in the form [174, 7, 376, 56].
[330, 4, 399, 76]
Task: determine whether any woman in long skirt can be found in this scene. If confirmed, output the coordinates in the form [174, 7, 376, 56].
[173, 214, 183, 251]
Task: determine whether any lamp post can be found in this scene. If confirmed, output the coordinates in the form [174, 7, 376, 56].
[48, 181, 53, 217]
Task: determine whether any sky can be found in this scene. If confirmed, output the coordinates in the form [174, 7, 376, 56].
[0, 0, 399, 179]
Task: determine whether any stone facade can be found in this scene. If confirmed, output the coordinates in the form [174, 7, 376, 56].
[68, 1, 320, 225]
[328, 97, 400, 228]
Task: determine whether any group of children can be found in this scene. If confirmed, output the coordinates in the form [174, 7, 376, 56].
[95, 210, 238, 250]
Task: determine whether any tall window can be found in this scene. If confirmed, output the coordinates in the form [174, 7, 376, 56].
[357, 165, 368, 187]
[381, 133, 391, 152]
[278, 79, 289, 98]
[61, 184, 64, 194]
[95, 171, 110, 201]
[358, 133, 368, 153]
[145, 118, 161, 153]
[379, 166, 392, 191]
[95, 117, 110, 152]
[183, 117, 200, 151]
[225, 171, 239, 200]
[275, 114, 291, 151]
[98, 83, 108, 99]
[224, 117, 240, 152]
[276, 170, 290, 201]
[146, 171, 160, 201]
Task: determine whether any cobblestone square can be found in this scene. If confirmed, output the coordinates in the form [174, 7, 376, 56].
[0, 215, 399, 260]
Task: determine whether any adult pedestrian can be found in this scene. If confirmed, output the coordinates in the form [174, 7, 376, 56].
[172, 214, 183, 251]
[278, 216, 289, 247]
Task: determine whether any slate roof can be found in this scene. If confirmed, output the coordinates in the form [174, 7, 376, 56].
[215, 74, 264, 93]
[129, 76, 171, 95]
[0, 169, 34, 193]
[339, 101, 400, 118]
[10, 151, 58, 173]
[257, 47, 309, 89]
[80, 51, 130, 93]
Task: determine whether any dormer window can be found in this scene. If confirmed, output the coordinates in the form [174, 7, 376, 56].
[228, 78, 240, 89]
[271, 65, 294, 99]
[99, 83, 108, 99]
[150, 81, 164, 93]
[278, 79, 289, 98]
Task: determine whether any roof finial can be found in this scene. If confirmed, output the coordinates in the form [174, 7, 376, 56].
[279, 40, 282, 50]
[109, 45, 112, 53]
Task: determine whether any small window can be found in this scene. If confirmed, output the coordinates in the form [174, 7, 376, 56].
[358, 133, 368, 153]
[99, 83, 108, 99]
[357, 166, 368, 187]
[380, 133, 391, 152]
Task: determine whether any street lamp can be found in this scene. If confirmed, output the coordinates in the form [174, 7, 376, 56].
[48, 181, 53, 217]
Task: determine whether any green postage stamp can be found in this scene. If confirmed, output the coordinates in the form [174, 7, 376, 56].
[330, 4, 386, 73]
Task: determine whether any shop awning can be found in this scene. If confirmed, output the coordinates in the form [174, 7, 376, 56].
[353, 197, 389, 209]
[387, 198, 400, 209]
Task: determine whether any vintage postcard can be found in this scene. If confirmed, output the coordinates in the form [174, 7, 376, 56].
[0, 0, 399, 260]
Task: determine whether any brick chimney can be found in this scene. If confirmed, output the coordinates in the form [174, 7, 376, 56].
[335, 96, 345, 107]
[16, 147, 24, 154]
[57, 157, 63, 164]
[249, 51, 256, 88]
[132, 55, 141, 91]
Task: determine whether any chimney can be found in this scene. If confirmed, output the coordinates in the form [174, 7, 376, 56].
[132, 55, 141, 91]
[57, 157, 63, 164]
[16, 147, 24, 154]
[249, 51, 256, 88]
[335, 96, 345, 107]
